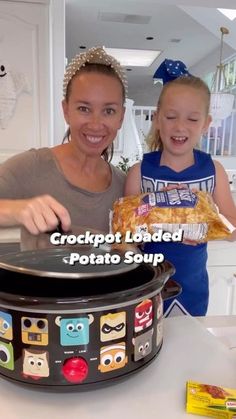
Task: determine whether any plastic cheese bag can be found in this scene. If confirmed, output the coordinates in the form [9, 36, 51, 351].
[112, 188, 232, 242]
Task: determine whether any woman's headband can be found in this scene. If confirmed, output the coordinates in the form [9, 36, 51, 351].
[63, 46, 128, 98]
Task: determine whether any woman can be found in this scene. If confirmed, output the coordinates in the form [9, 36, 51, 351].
[0, 47, 127, 235]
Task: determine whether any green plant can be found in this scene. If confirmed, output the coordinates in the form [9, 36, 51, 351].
[116, 155, 130, 174]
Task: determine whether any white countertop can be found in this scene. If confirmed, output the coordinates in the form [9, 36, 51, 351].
[0, 316, 236, 419]
[198, 315, 236, 351]
[0, 227, 20, 243]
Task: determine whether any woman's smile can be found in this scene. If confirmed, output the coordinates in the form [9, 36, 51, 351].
[85, 134, 105, 145]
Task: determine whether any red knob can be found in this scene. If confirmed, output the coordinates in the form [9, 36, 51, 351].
[62, 357, 88, 383]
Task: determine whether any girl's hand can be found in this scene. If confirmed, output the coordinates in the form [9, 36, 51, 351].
[226, 229, 236, 242]
[12, 195, 71, 235]
[182, 238, 199, 246]
[161, 183, 188, 192]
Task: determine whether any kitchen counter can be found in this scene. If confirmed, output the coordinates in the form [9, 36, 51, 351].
[0, 316, 235, 419]
[0, 227, 20, 243]
[198, 315, 236, 352]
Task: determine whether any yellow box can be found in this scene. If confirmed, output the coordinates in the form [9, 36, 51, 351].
[186, 381, 236, 418]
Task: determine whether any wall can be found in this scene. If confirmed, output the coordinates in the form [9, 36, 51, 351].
[190, 44, 235, 80]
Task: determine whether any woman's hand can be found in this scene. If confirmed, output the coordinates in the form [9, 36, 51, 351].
[7, 195, 71, 235]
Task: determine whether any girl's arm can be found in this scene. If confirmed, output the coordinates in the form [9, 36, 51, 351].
[124, 162, 142, 196]
[213, 160, 236, 227]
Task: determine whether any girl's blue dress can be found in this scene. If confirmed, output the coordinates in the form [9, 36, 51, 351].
[141, 149, 215, 316]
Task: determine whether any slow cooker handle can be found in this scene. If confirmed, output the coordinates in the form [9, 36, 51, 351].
[161, 278, 182, 301]
[151, 261, 181, 301]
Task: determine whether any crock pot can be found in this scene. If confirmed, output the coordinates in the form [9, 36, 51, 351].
[0, 245, 180, 391]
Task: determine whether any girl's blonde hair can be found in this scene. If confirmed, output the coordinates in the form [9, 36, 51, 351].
[147, 75, 211, 151]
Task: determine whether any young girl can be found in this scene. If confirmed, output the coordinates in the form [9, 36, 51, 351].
[125, 75, 236, 317]
[0, 47, 127, 235]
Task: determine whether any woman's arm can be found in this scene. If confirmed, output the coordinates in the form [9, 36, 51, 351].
[0, 196, 71, 235]
[0, 150, 71, 234]
[213, 160, 236, 227]
[124, 162, 142, 196]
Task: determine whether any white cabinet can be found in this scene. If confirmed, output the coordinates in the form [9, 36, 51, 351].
[207, 240, 236, 315]
[0, 1, 50, 160]
[207, 266, 236, 315]
[0, 0, 65, 161]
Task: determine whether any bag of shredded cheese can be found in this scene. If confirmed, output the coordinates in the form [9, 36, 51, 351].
[112, 188, 232, 242]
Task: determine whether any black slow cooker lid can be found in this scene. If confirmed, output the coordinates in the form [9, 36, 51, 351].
[0, 245, 141, 279]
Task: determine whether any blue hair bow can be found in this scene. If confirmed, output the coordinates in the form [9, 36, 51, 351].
[153, 59, 191, 84]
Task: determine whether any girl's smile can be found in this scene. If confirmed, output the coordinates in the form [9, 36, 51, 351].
[170, 136, 188, 145]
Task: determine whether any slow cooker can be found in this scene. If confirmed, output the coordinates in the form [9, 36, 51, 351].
[0, 245, 180, 391]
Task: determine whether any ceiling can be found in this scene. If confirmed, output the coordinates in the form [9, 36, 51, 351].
[65, 0, 236, 106]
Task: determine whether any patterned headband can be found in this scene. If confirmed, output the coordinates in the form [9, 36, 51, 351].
[63, 46, 128, 98]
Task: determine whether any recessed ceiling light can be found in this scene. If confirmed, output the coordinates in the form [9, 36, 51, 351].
[217, 8, 236, 20]
[104, 47, 161, 67]
[170, 38, 181, 43]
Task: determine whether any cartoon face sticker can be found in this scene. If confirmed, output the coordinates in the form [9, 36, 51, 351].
[100, 312, 126, 342]
[156, 319, 163, 347]
[134, 299, 153, 332]
[0, 312, 13, 340]
[21, 317, 48, 345]
[56, 315, 94, 346]
[22, 349, 49, 380]
[0, 341, 14, 370]
[133, 329, 153, 361]
[156, 294, 163, 320]
[0, 63, 7, 78]
[98, 342, 128, 373]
